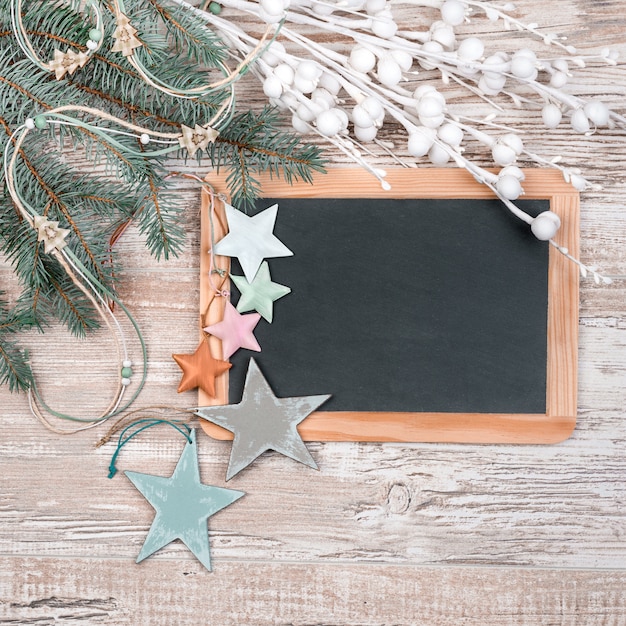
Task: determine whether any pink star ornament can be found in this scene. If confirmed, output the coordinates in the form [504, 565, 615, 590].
[213, 203, 293, 282]
[204, 301, 262, 359]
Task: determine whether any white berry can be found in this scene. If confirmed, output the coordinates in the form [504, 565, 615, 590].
[438, 123, 463, 146]
[531, 211, 561, 240]
[316, 109, 344, 136]
[457, 37, 484, 62]
[354, 123, 378, 141]
[263, 76, 283, 99]
[441, 0, 466, 26]
[584, 100, 610, 127]
[349, 46, 377, 73]
[407, 128, 436, 157]
[570, 108, 590, 133]
[542, 103, 562, 129]
[496, 175, 522, 200]
[428, 143, 450, 165]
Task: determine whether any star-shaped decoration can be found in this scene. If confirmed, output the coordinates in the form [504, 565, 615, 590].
[203, 301, 261, 359]
[195, 359, 331, 480]
[33, 215, 71, 253]
[125, 429, 244, 571]
[213, 203, 293, 283]
[230, 261, 291, 323]
[172, 340, 231, 396]
[178, 124, 219, 156]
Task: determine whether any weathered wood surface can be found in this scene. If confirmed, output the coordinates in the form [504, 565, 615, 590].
[2, 1, 626, 624]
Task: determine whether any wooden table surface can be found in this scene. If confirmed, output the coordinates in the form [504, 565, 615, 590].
[1, 1, 625, 624]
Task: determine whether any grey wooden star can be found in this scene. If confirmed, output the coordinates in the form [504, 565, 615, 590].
[195, 359, 331, 480]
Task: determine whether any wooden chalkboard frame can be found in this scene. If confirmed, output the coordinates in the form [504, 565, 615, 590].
[198, 168, 579, 444]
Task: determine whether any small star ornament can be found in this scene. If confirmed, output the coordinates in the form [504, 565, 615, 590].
[231, 261, 291, 323]
[213, 203, 293, 282]
[125, 429, 244, 571]
[172, 340, 231, 396]
[195, 359, 331, 480]
[203, 301, 261, 359]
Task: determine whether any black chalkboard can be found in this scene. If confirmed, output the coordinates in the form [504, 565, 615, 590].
[199, 168, 579, 443]
[228, 196, 549, 414]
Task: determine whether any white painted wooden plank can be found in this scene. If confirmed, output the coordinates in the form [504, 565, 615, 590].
[1, 558, 626, 625]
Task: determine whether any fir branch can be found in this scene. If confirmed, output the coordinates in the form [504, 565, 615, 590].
[0, 0, 327, 395]
[142, 0, 228, 67]
[0, 291, 34, 392]
[210, 107, 326, 209]
[135, 175, 187, 260]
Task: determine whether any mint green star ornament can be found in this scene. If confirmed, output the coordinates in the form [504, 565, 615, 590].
[124, 429, 244, 571]
[231, 261, 291, 322]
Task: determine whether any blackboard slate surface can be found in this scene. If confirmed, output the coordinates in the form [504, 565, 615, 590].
[228, 198, 549, 414]
[198, 168, 580, 443]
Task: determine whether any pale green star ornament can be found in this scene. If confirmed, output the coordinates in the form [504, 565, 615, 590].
[125, 429, 244, 571]
[231, 261, 291, 322]
[195, 359, 331, 480]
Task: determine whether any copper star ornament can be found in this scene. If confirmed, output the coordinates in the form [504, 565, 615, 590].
[172, 340, 231, 396]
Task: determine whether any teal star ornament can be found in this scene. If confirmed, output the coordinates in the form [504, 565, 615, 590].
[231, 261, 291, 323]
[195, 359, 331, 480]
[124, 429, 244, 571]
[213, 203, 293, 282]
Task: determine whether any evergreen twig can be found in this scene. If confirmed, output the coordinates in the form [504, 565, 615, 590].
[0, 0, 325, 393]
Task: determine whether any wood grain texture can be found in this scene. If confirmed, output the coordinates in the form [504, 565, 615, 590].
[2, 558, 626, 625]
[1, 1, 626, 623]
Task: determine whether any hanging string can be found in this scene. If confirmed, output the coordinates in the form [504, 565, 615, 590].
[96, 405, 196, 447]
[11, 0, 105, 77]
[106, 418, 193, 479]
[2, 111, 159, 432]
[165, 172, 231, 303]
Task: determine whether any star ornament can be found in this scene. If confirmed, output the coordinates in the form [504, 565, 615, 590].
[213, 203, 293, 282]
[195, 359, 331, 480]
[172, 340, 231, 396]
[203, 301, 261, 359]
[125, 429, 244, 571]
[231, 261, 291, 323]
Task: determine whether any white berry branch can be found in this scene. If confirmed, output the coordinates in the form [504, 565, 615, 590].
[177, 0, 622, 281]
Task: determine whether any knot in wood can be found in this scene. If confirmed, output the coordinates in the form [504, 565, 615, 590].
[386, 483, 411, 515]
